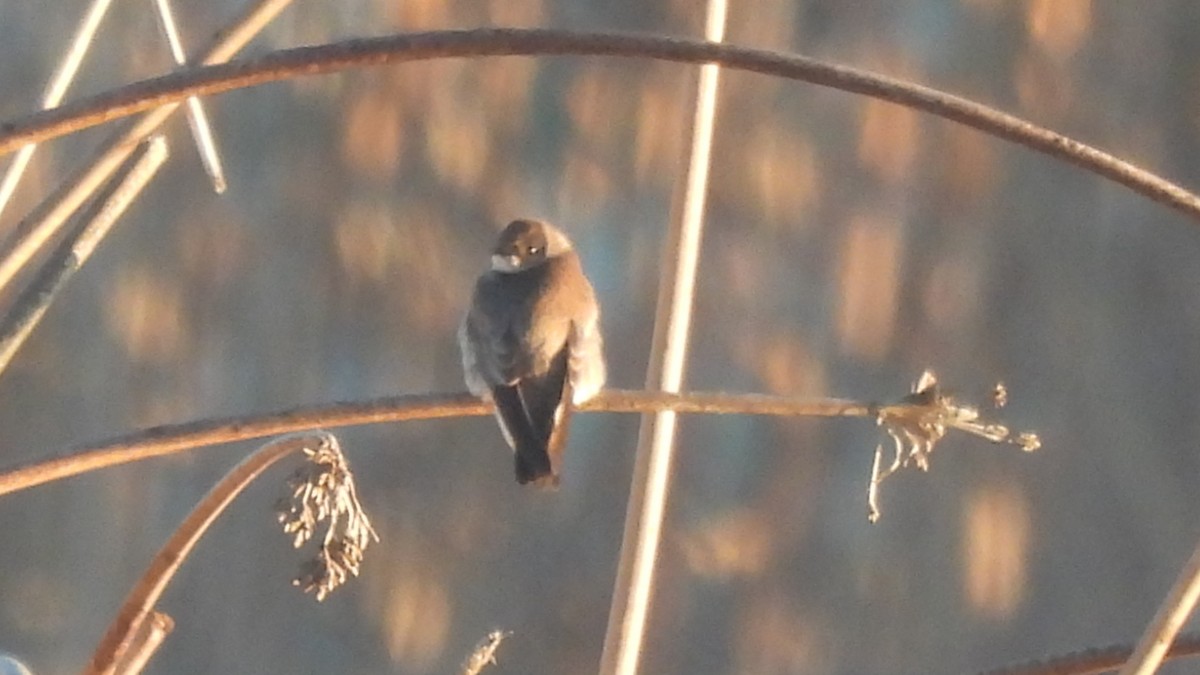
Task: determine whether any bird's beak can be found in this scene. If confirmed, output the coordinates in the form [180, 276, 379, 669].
[491, 254, 522, 272]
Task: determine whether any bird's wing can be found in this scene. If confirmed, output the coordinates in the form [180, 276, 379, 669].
[568, 306, 606, 404]
[458, 312, 492, 397]
[460, 275, 532, 392]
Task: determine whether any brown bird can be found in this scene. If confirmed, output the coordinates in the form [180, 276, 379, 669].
[459, 219, 606, 487]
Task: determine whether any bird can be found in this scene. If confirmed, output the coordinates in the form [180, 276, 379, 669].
[459, 218, 606, 487]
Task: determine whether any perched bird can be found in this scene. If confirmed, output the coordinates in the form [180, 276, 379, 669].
[459, 219, 606, 487]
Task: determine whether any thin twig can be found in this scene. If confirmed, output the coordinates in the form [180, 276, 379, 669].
[1118, 536, 1200, 674]
[0, 135, 168, 377]
[0, 0, 293, 298]
[600, 3, 726, 674]
[0, 390, 870, 497]
[0, 29, 1199, 224]
[86, 434, 318, 675]
[151, 0, 228, 194]
[981, 632, 1200, 675]
[0, 0, 116, 222]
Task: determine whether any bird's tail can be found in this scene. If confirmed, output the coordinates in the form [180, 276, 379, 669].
[492, 385, 560, 488]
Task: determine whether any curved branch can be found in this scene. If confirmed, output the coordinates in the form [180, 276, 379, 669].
[0, 389, 869, 497]
[87, 434, 314, 675]
[1, 28, 1199, 221]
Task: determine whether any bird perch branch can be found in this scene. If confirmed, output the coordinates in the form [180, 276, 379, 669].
[0, 390, 868, 497]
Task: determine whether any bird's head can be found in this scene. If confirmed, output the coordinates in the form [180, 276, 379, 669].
[491, 219, 573, 273]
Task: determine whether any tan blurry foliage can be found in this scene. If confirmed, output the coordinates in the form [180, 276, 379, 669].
[473, 58, 538, 134]
[1014, 51, 1076, 119]
[557, 150, 612, 217]
[921, 248, 983, 333]
[633, 68, 688, 187]
[1, 568, 71, 636]
[835, 213, 902, 360]
[961, 482, 1030, 619]
[394, 208, 472, 333]
[960, 0, 1005, 16]
[376, 56, 535, 196]
[387, 0, 455, 30]
[333, 200, 466, 332]
[858, 98, 921, 185]
[734, 592, 829, 674]
[717, 235, 767, 304]
[426, 85, 493, 194]
[482, 0, 545, 27]
[567, 66, 628, 151]
[664, 0, 705, 34]
[854, 45, 923, 185]
[478, 167, 528, 226]
[341, 87, 405, 180]
[105, 267, 189, 364]
[716, 125, 820, 231]
[679, 507, 772, 579]
[334, 201, 399, 286]
[387, 0, 544, 29]
[936, 122, 1001, 208]
[568, 66, 647, 164]
[381, 569, 452, 671]
[176, 206, 249, 290]
[564, 63, 694, 210]
[734, 330, 826, 398]
[1025, 0, 1092, 61]
[725, 0, 795, 52]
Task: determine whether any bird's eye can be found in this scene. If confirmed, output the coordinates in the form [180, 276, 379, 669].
[527, 246, 542, 256]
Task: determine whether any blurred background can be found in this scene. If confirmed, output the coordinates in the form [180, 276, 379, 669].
[2, 0, 1200, 673]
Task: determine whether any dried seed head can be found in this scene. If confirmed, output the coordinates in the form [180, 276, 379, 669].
[868, 371, 1040, 522]
[275, 432, 379, 601]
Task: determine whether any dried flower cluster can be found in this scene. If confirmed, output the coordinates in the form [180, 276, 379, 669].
[276, 433, 379, 601]
[868, 370, 1041, 523]
[462, 629, 512, 675]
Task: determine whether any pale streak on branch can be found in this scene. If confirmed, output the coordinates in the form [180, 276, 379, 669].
[0, 136, 168, 377]
[0, 0, 116, 222]
[0, 390, 869, 497]
[109, 611, 173, 675]
[151, 0, 228, 193]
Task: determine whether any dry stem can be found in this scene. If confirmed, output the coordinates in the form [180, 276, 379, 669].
[0, 0, 293, 297]
[86, 434, 321, 675]
[109, 611, 173, 675]
[1118, 537, 1200, 674]
[600, 3, 726, 674]
[0, 28, 1198, 223]
[150, 0, 227, 194]
[0, 0, 115, 221]
[0, 136, 168, 377]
